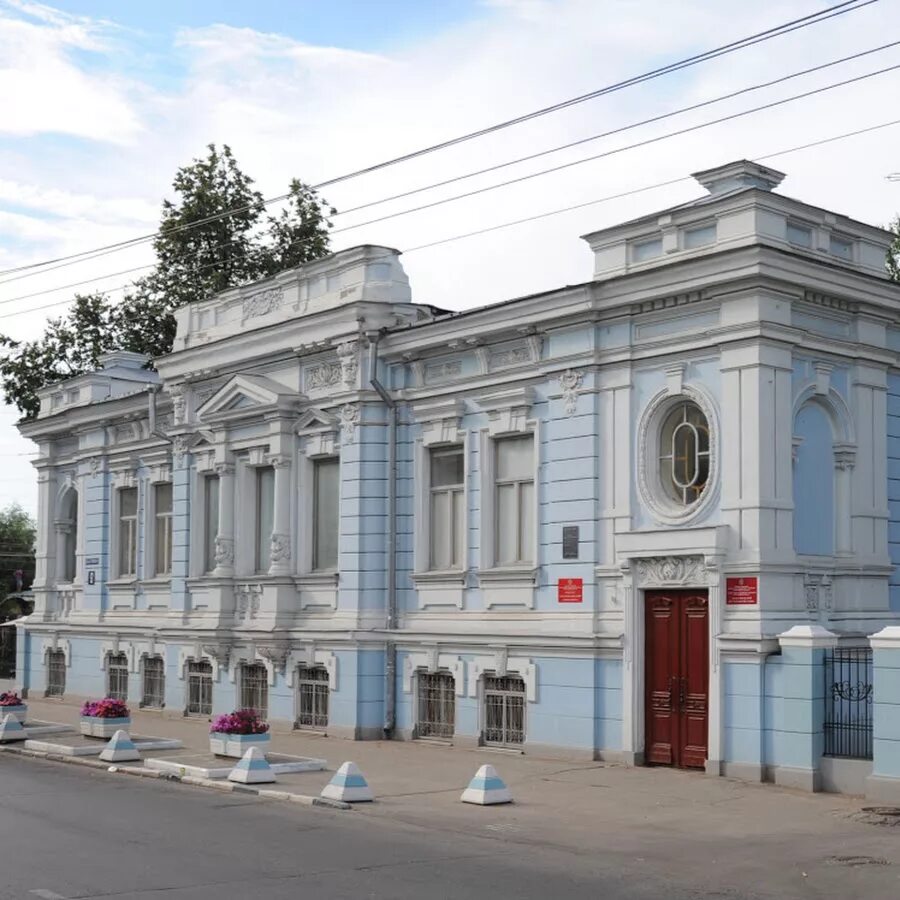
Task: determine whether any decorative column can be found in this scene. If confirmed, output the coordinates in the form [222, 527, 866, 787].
[866, 626, 900, 803]
[213, 462, 235, 577]
[834, 446, 855, 556]
[268, 455, 292, 576]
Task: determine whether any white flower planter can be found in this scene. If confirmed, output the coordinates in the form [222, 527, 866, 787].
[80, 716, 131, 738]
[209, 731, 271, 758]
[0, 704, 27, 724]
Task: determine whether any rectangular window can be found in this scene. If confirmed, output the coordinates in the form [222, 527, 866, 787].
[295, 665, 329, 729]
[240, 662, 269, 719]
[255, 467, 275, 574]
[830, 234, 853, 261]
[495, 435, 534, 565]
[186, 660, 213, 716]
[631, 236, 662, 262]
[118, 487, 138, 577]
[429, 447, 465, 569]
[106, 652, 129, 701]
[483, 674, 526, 747]
[46, 650, 66, 697]
[416, 671, 455, 739]
[787, 222, 813, 248]
[313, 457, 339, 570]
[683, 223, 716, 249]
[141, 656, 165, 708]
[154, 483, 173, 576]
[204, 475, 219, 573]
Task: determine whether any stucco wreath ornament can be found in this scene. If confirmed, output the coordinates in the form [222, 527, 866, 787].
[558, 369, 583, 417]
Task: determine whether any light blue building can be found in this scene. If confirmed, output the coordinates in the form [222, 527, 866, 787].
[16, 161, 900, 800]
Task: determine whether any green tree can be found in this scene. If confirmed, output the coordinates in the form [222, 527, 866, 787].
[888, 215, 900, 282]
[0, 144, 333, 419]
[0, 503, 36, 597]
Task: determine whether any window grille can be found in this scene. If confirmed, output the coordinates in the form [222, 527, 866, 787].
[141, 656, 165, 708]
[824, 648, 873, 760]
[417, 671, 455, 739]
[186, 660, 213, 716]
[46, 649, 66, 697]
[483, 674, 526, 747]
[240, 662, 269, 719]
[106, 652, 129, 701]
[295, 665, 329, 729]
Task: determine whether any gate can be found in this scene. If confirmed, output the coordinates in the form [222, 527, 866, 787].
[824, 648, 873, 760]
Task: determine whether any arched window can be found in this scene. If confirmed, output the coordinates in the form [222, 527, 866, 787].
[57, 488, 78, 583]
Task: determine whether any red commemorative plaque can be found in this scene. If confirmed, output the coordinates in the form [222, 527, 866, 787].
[726, 576, 758, 606]
[558, 577, 583, 603]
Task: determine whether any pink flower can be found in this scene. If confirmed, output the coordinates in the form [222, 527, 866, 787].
[209, 709, 269, 735]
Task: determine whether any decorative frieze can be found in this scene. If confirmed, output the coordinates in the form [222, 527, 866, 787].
[306, 363, 341, 391]
[214, 537, 235, 567]
[269, 533, 291, 563]
[234, 583, 262, 622]
[424, 360, 462, 384]
[804, 573, 833, 613]
[635, 555, 708, 587]
[242, 287, 283, 322]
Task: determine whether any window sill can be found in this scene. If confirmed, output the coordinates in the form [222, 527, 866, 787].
[295, 571, 339, 587]
[411, 570, 466, 586]
[477, 566, 537, 585]
[140, 578, 172, 587]
[107, 578, 137, 588]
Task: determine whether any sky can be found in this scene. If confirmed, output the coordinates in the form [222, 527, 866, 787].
[0, 0, 899, 516]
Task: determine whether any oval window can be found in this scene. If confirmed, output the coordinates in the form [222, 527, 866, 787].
[659, 401, 710, 506]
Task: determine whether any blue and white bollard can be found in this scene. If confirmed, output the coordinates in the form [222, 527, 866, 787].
[320, 761, 373, 802]
[99, 729, 141, 763]
[0, 713, 26, 743]
[228, 746, 277, 784]
[461, 764, 512, 805]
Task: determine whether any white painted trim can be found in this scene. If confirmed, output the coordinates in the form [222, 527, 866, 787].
[402, 650, 466, 696]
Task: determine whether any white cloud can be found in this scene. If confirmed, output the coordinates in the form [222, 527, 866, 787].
[0, 0, 142, 143]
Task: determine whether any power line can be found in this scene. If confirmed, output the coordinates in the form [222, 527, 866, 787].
[0, 0, 876, 282]
[0, 114, 896, 325]
[1, 55, 897, 313]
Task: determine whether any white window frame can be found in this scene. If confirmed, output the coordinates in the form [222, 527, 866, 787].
[478, 427, 539, 574]
[149, 481, 173, 578]
[106, 651, 129, 701]
[114, 485, 138, 579]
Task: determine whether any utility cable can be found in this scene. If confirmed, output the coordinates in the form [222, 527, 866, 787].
[0, 114, 895, 324]
[0, 0, 876, 279]
[1, 56, 897, 309]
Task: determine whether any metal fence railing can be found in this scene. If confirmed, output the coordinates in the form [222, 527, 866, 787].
[824, 647, 873, 760]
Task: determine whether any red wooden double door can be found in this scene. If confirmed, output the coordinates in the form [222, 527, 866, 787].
[645, 590, 709, 769]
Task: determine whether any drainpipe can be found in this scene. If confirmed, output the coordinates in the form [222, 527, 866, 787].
[367, 331, 397, 738]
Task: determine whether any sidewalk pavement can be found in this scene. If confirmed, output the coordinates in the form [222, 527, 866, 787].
[10, 693, 900, 898]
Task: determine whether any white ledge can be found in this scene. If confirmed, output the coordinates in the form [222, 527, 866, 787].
[777, 624, 838, 649]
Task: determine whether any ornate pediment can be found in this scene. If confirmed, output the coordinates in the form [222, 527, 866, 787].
[634, 555, 709, 587]
[197, 374, 303, 423]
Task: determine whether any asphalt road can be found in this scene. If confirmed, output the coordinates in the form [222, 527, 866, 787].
[0, 753, 763, 900]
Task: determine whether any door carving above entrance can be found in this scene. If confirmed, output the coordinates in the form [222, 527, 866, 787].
[635, 555, 709, 588]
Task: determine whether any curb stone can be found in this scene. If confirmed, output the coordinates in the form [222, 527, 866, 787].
[0, 743, 349, 810]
